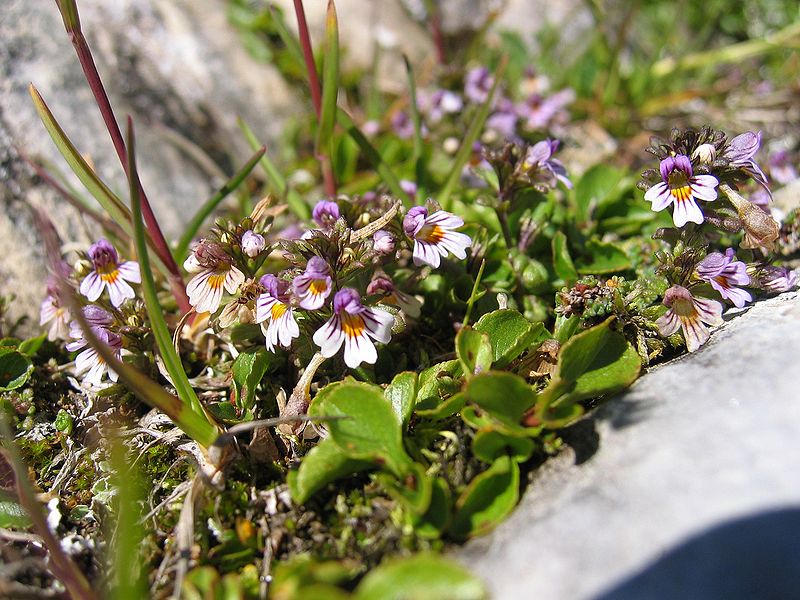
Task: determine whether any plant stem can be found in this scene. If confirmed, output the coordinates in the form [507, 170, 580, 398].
[292, 0, 337, 197]
[55, 0, 190, 313]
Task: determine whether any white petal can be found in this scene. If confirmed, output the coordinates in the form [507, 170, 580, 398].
[118, 261, 141, 283]
[224, 266, 245, 294]
[644, 182, 670, 207]
[656, 310, 680, 336]
[426, 211, 464, 228]
[438, 231, 472, 259]
[107, 278, 135, 307]
[255, 295, 277, 323]
[362, 308, 393, 344]
[672, 198, 704, 227]
[681, 317, 709, 352]
[313, 316, 344, 358]
[413, 240, 441, 268]
[80, 272, 104, 302]
[344, 331, 377, 368]
[690, 175, 719, 201]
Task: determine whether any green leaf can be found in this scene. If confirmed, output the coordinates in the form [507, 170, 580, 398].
[537, 318, 641, 423]
[455, 327, 493, 377]
[576, 240, 631, 274]
[464, 372, 537, 427]
[472, 429, 534, 464]
[315, 1, 339, 157]
[574, 163, 628, 223]
[449, 455, 519, 540]
[356, 553, 487, 600]
[54, 409, 74, 435]
[474, 309, 548, 368]
[0, 499, 32, 529]
[415, 360, 462, 411]
[231, 347, 270, 411]
[552, 231, 578, 285]
[175, 146, 265, 263]
[384, 371, 418, 430]
[409, 478, 451, 539]
[376, 461, 433, 515]
[288, 437, 372, 504]
[415, 392, 466, 421]
[314, 381, 414, 477]
[17, 334, 46, 357]
[0, 349, 33, 391]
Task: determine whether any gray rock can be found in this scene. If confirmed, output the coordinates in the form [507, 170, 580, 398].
[455, 291, 800, 599]
[0, 0, 297, 333]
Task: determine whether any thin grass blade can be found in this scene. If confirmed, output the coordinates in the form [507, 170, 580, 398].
[439, 56, 508, 210]
[175, 146, 266, 263]
[315, 1, 339, 159]
[126, 118, 208, 420]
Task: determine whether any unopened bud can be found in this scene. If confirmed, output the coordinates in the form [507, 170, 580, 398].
[692, 143, 716, 165]
[241, 230, 265, 258]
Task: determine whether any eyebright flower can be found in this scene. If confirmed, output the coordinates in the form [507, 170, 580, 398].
[464, 66, 493, 104]
[518, 88, 574, 131]
[312, 288, 393, 368]
[485, 98, 518, 140]
[400, 179, 418, 199]
[66, 306, 120, 386]
[391, 111, 415, 140]
[255, 275, 300, 352]
[645, 155, 718, 227]
[312, 200, 340, 229]
[419, 89, 463, 124]
[758, 265, 798, 293]
[241, 230, 265, 258]
[695, 249, 751, 308]
[79, 239, 140, 307]
[403, 206, 472, 268]
[184, 240, 245, 315]
[522, 139, 572, 189]
[367, 275, 422, 318]
[292, 256, 333, 310]
[40, 274, 71, 342]
[724, 131, 769, 192]
[656, 285, 723, 353]
[372, 230, 396, 255]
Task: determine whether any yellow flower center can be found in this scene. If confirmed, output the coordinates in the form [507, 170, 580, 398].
[99, 269, 120, 284]
[310, 279, 328, 295]
[270, 303, 288, 320]
[419, 224, 446, 243]
[208, 272, 227, 290]
[341, 312, 366, 339]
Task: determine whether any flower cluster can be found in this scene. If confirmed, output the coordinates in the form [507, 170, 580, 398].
[183, 197, 472, 368]
[642, 128, 796, 353]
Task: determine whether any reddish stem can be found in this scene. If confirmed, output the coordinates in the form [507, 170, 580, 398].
[292, 0, 337, 197]
[55, 2, 190, 313]
[429, 3, 446, 65]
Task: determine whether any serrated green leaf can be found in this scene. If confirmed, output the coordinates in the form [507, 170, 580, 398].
[356, 553, 486, 600]
[474, 309, 548, 368]
[0, 349, 33, 391]
[449, 455, 519, 540]
[455, 327, 493, 377]
[288, 437, 372, 504]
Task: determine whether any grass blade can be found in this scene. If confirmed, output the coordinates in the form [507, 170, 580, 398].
[403, 54, 426, 198]
[175, 146, 266, 263]
[238, 118, 310, 219]
[337, 108, 411, 204]
[315, 1, 339, 160]
[126, 118, 209, 421]
[439, 56, 508, 210]
[30, 84, 130, 225]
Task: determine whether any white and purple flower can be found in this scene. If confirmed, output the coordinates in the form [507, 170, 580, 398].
[79, 239, 140, 307]
[724, 131, 769, 192]
[656, 285, 723, 353]
[241, 230, 266, 258]
[66, 306, 120, 386]
[184, 240, 245, 315]
[40, 272, 71, 342]
[644, 155, 718, 227]
[695, 249, 752, 308]
[367, 275, 422, 318]
[312, 288, 393, 368]
[464, 66, 493, 104]
[312, 200, 340, 229]
[522, 139, 572, 189]
[292, 256, 333, 310]
[418, 89, 463, 124]
[255, 274, 300, 352]
[403, 206, 472, 269]
[759, 265, 798, 293]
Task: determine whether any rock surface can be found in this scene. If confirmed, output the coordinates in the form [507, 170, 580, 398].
[455, 291, 800, 599]
[0, 0, 297, 332]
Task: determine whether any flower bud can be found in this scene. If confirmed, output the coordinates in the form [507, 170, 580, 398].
[372, 230, 396, 255]
[241, 230, 265, 258]
[692, 143, 716, 164]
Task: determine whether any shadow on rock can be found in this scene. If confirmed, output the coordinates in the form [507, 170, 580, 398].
[594, 506, 800, 600]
